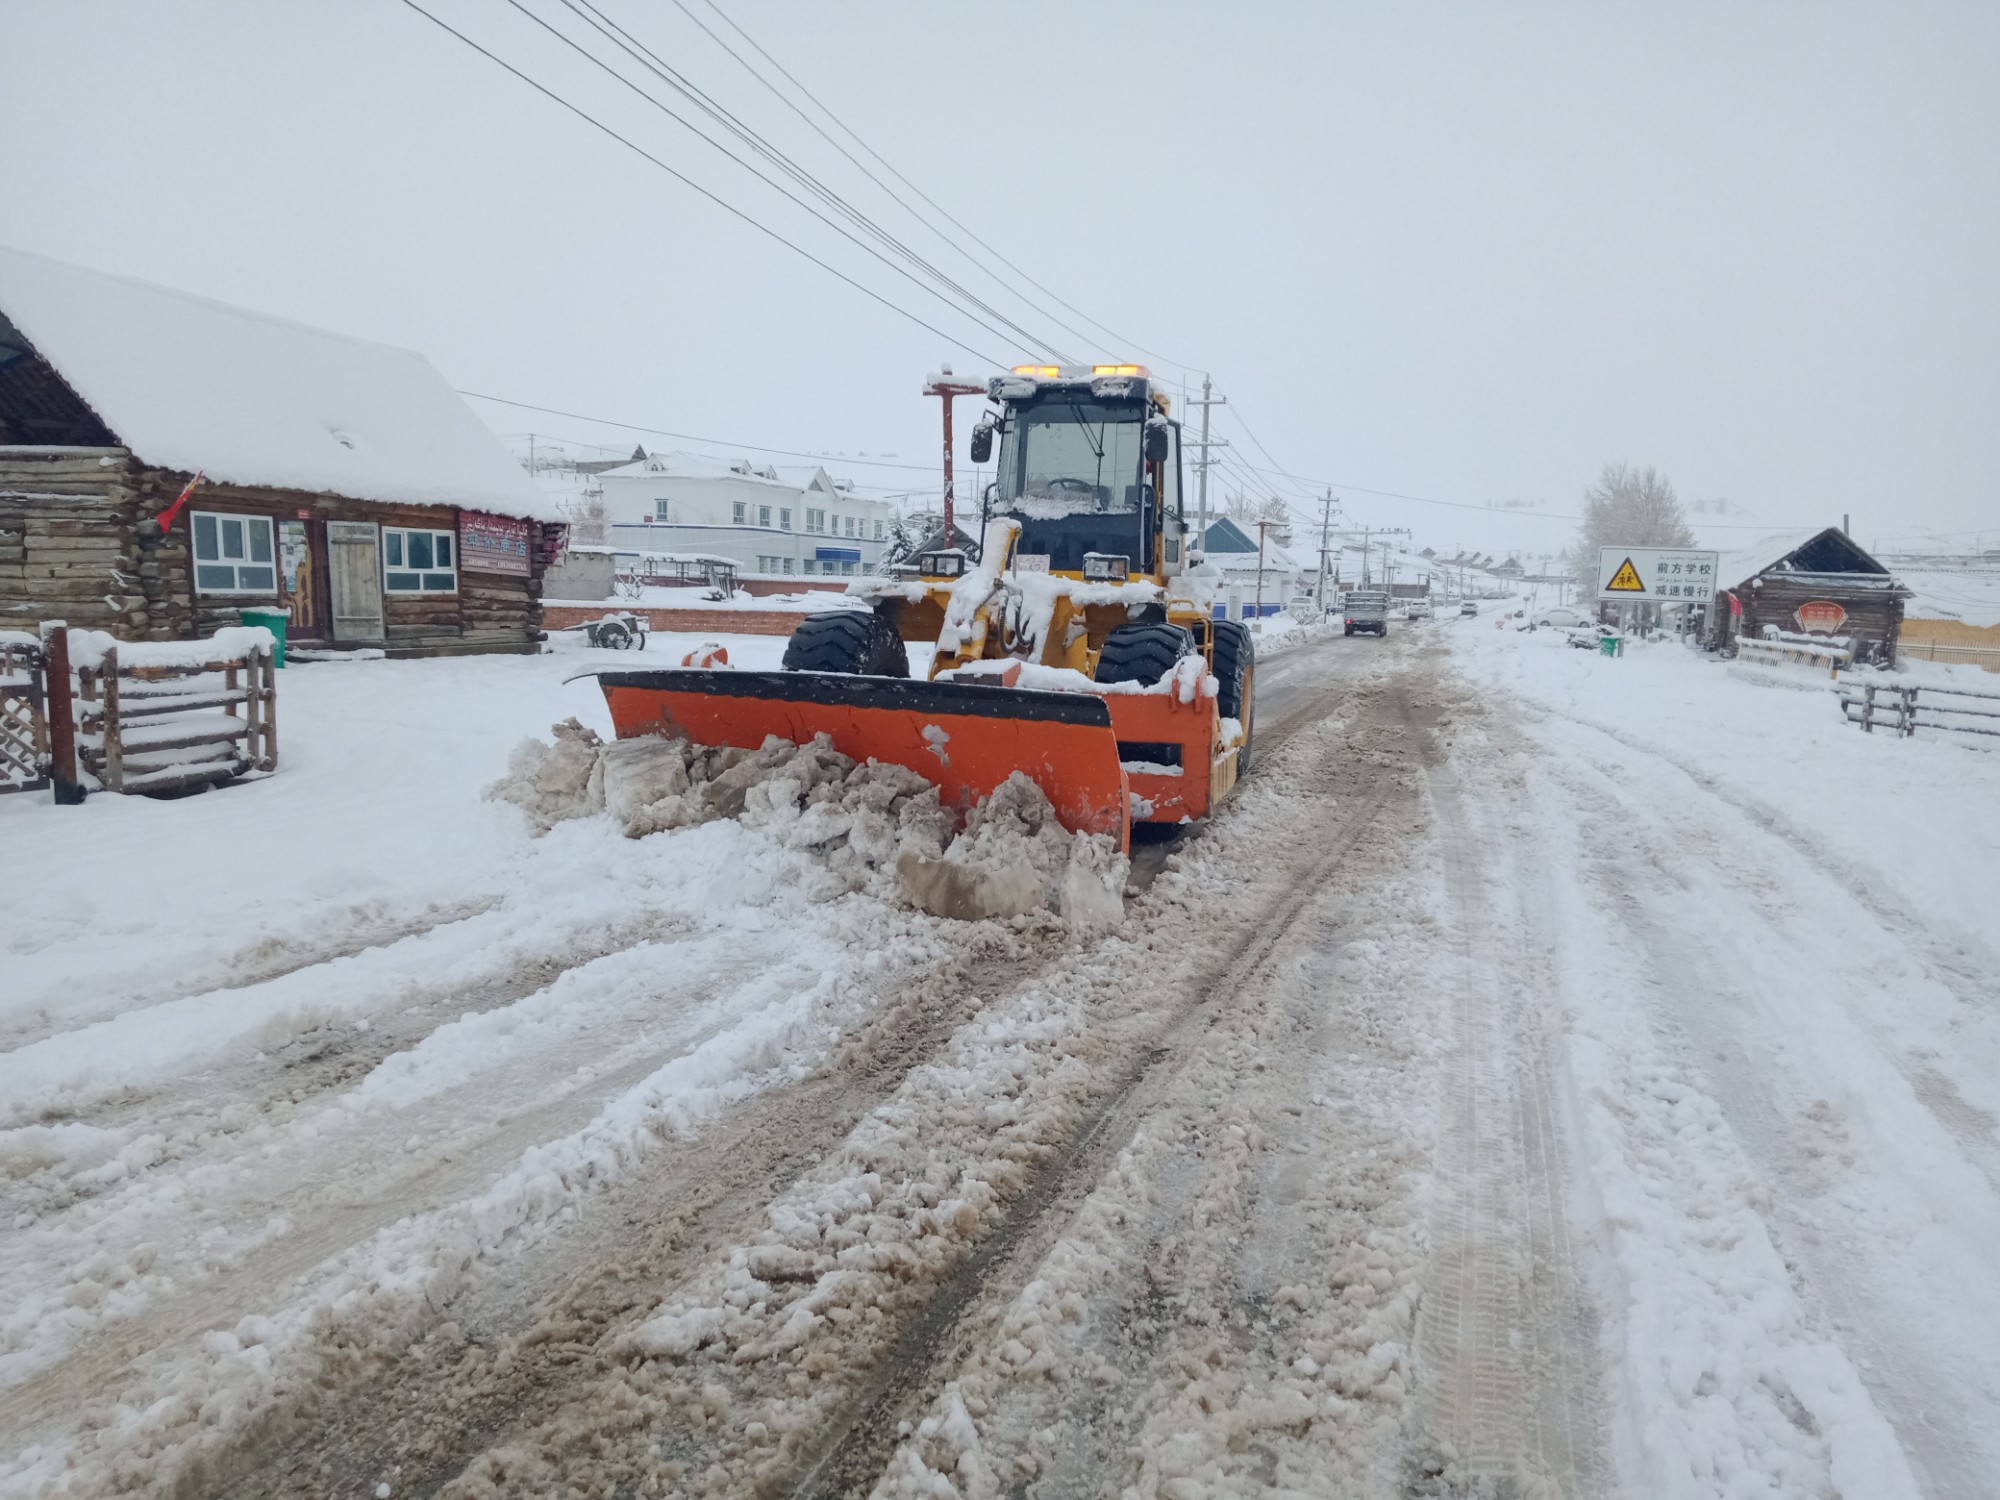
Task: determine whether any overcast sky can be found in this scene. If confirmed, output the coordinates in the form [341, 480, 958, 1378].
[3, 1, 1995, 558]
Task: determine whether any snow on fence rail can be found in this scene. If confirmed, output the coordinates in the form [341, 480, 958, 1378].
[70, 627, 278, 793]
[1735, 634, 1852, 677]
[1840, 679, 2000, 743]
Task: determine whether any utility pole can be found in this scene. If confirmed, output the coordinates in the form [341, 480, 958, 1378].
[1253, 519, 1272, 630]
[1315, 488, 1338, 613]
[1185, 376, 1229, 546]
[923, 364, 984, 548]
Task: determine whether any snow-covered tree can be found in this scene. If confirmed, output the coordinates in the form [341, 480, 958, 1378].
[1570, 463, 1694, 588]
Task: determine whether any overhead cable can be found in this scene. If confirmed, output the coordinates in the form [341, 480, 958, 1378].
[496, 0, 1055, 361]
[459, 389, 941, 471]
[696, 0, 1201, 377]
[397, 0, 1009, 368]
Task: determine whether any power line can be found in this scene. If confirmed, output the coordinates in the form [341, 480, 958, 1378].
[695, 0, 1200, 378]
[544, 0, 1070, 362]
[397, 0, 1010, 368]
[666, 0, 1127, 367]
[460, 390, 944, 472]
[493, 0, 1056, 363]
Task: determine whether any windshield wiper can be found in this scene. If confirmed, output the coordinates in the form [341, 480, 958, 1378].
[1061, 403, 1111, 499]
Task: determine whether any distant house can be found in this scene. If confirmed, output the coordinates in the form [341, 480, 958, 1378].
[1199, 517, 1304, 614]
[596, 451, 893, 579]
[0, 244, 560, 655]
[1712, 527, 1909, 662]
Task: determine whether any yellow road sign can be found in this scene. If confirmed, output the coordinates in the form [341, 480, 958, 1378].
[1605, 557, 1646, 592]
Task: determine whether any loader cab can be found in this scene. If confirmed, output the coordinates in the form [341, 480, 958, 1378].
[981, 366, 1183, 581]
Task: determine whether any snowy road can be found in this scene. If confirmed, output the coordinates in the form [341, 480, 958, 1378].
[5, 622, 1997, 1498]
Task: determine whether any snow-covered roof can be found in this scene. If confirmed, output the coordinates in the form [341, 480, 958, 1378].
[599, 451, 796, 489]
[1712, 527, 1888, 588]
[0, 243, 554, 520]
[1898, 568, 2000, 627]
[770, 465, 834, 492]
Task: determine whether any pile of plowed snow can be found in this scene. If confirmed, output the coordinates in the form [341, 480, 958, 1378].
[487, 720, 1125, 926]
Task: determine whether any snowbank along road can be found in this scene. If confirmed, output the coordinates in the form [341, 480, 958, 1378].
[5, 621, 1996, 1498]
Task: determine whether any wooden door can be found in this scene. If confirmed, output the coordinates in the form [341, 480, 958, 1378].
[327, 521, 384, 642]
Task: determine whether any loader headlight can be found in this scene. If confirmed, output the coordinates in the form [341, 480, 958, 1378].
[1090, 376, 1134, 399]
[991, 375, 1039, 401]
[1082, 553, 1130, 582]
[920, 550, 968, 578]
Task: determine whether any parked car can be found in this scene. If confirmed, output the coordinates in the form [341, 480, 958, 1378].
[1531, 605, 1590, 628]
[1460, 600, 1480, 616]
[1567, 623, 1621, 650]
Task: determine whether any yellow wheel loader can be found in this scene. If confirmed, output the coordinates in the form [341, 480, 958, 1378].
[595, 365, 1255, 854]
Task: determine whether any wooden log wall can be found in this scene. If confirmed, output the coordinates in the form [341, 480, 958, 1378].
[0, 448, 194, 639]
[1731, 575, 1904, 660]
[4, 453, 548, 656]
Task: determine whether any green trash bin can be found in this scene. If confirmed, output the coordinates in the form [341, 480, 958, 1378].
[239, 606, 289, 667]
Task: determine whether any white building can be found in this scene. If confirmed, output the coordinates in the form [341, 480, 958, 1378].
[596, 451, 895, 579]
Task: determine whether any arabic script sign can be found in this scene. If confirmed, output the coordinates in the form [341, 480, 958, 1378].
[460, 511, 532, 577]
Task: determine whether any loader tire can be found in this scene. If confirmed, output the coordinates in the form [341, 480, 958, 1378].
[1094, 622, 1195, 688]
[1211, 619, 1256, 777]
[781, 610, 909, 677]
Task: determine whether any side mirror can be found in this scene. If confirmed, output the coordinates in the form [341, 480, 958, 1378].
[1143, 422, 1169, 464]
[969, 419, 995, 465]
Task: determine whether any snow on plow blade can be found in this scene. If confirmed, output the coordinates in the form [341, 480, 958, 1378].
[594, 669, 1133, 848]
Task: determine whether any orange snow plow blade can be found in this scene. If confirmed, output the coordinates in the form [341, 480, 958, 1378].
[594, 669, 1133, 849]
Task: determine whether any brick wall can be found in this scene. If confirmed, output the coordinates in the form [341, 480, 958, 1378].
[736, 577, 850, 598]
[543, 603, 816, 637]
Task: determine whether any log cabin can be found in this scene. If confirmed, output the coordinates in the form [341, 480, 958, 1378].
[1711, 527, 1909, 664]
[0, 244, 561, 656]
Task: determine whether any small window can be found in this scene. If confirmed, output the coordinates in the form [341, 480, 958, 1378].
[843, 516, 856, 537]
[842, 561, 857, 576]
[802, 558, 817, 575]
[873, 519, 884, 540]
[780, 508, 792, 530]
[191, 510, 277, 593]
[732, 501, 747, 524]
[759, 505, 772, 528]
[382, 526, 458, 593]
[654, 499, 670, 521]
[806, 508, 825, 534]
[783, 557, 795, 575]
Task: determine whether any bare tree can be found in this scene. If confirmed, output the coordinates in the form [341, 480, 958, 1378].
[1571, 462, 1694, 589]
[1226, 491, 1295, 549]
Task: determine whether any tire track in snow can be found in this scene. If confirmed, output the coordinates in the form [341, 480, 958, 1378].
[1535, 737, 1996, 1497]
[0, 928, 782, 1442]
[1413, 739, 1609, 1498]
[784, 748, 1397, 1499]
[861, 719, 1441, 1498]
[1521, 701, 2000, 1016]
[209, 923, 1073, 1500]
[0, 896, 502, 1056]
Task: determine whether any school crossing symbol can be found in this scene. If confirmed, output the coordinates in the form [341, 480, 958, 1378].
[1605, 557, 1646, 592]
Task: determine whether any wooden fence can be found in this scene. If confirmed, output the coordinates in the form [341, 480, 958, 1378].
[1839, 679, 2000, 743]
[75, 641, 278, 794]
[0, 633, 49, 796]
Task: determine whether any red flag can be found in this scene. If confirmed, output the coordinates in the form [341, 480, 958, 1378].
[155, 470, 205, 533]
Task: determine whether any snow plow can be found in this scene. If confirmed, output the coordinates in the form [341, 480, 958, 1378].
[593, 364, 1254, 854]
